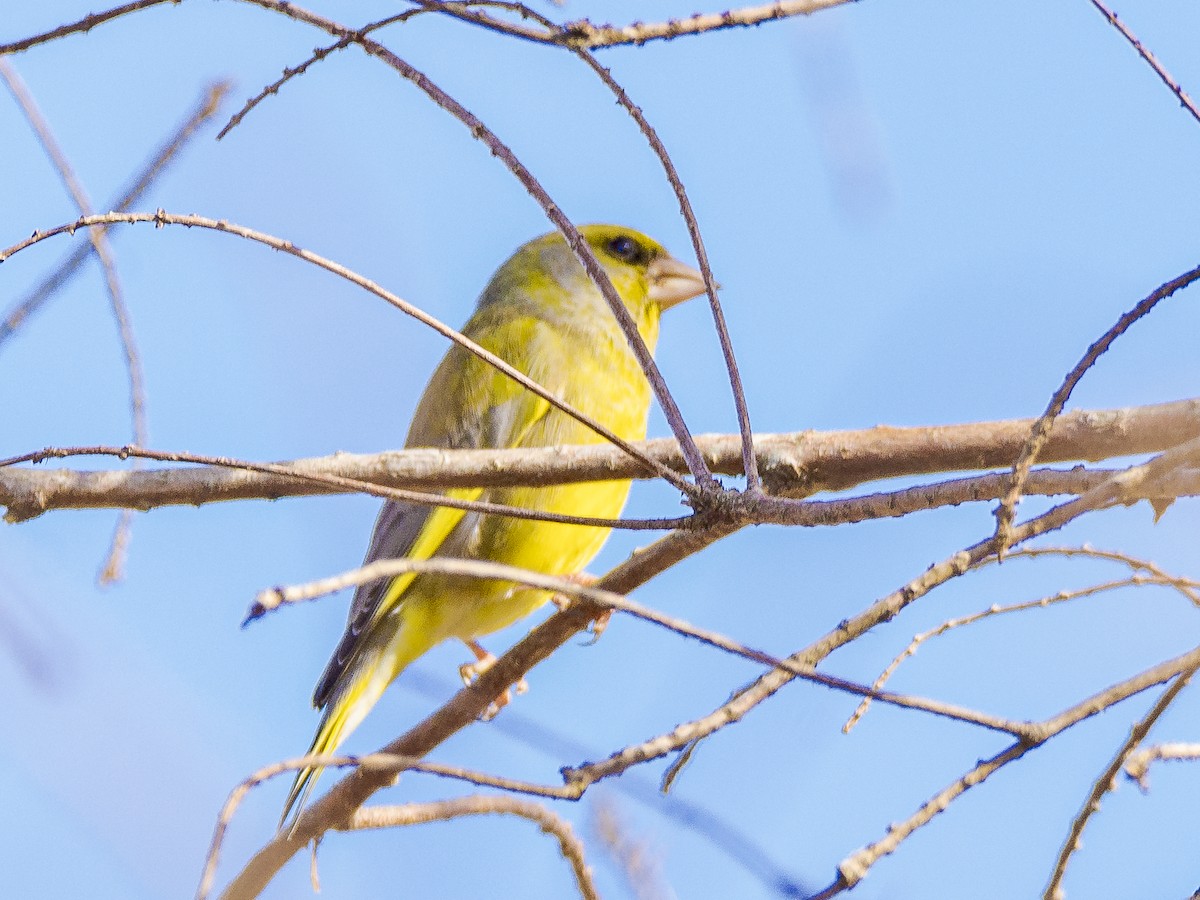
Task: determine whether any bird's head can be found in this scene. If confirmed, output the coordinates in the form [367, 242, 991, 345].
[577, 224, 708, 313]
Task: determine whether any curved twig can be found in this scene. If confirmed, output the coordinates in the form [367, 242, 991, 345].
[346, 797, 600, 900]
[1043, 663, 1199, 900]
[994, 262, 1200, 549]
[1, 80, 230, 344]
[811, 645, 1200, 898]
[844, 573, 1200, 732]
[228, 0, 714, 489]
[251, 555, 1029, 735]
[0, 209, 693, 492]
[0, 444, 689, 531]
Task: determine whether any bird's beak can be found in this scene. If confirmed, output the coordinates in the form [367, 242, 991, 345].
[647, 255, 710, 309]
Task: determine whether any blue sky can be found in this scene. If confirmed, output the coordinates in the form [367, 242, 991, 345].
[3, 2, 1200, 898]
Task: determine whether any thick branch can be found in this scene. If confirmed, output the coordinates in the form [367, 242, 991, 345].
[3, 399, 1197, 521]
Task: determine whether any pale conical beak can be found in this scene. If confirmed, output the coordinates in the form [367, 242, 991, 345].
[647, 254, 710, 309]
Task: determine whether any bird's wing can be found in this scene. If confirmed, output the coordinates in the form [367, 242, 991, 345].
[312, 317, 563, 708]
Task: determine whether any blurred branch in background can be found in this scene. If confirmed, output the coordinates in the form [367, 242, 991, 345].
[1, 58, 145, 581]
[0, 80, 229, 346]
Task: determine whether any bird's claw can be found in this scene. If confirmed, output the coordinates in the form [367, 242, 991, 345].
[460, 640, 527, 720]
[551, 573, 611, 644]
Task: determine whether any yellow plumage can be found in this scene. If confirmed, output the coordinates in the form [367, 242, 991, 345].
[282, 225, 705, 822]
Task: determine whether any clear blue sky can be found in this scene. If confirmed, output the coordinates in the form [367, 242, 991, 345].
[3, 2, 1200, 898]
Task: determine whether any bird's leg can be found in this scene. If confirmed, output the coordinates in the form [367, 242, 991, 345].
[459, 639, 528, 720]
[550, 572, 612, 643]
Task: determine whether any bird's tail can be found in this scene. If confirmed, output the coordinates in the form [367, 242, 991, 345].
[280, 624, 428, 829]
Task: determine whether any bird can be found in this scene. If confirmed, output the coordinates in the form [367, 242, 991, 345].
[282, 224, 707, 824]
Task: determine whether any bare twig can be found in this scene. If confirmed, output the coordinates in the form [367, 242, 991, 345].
[0, 445, 688, 531]
[592, 797, 672, 900]
[197, 751, 591, 900]
[567, 45, 757, 489]
[994, 262, 1200, 549]
[1, 80, 230, 344]
[0, 59, 148, 581]
[559, 436, 1200, 793]
[223, 427, 1198, 897]
[1086, 0, 1200, 126]
[844, 573, 1200, 732]
[810, 742, 1027, 898]
[347, 797, 599, 900]
[0, 0, 176, 56]
[217, 9, 425, 139]
[0, 209, 690, 491]
[1, 0, 856, 56]
[220, 0, 714, 488]
[812, 645, 1200, 898]
[1003, 545, 1200, 606]
[1044, 663, 1199, 900]
[1124, 742, 1200, 790]
[250, 555, 1031, 736]
[429, 0, 856, 48]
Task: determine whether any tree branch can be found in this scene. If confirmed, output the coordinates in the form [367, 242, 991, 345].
[0, 208, 692, 492]
[4, 399, 1197, 520]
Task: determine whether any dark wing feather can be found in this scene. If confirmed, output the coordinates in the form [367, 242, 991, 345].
[311, 497, 437, 707]
[311, 315, 559, 709]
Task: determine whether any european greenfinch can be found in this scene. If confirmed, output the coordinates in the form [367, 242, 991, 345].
[282, 224, 706, 822]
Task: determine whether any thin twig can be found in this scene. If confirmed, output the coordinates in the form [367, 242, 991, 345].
[1002, 545, 1200, 605]
[570, 46, 758, 491]
[217, 9, 427, 139]
[232, 0, 715, 490]
[0, 444, 689, 531]
[1, 79, 230, 344]
[811, 645, 1200, 897]
[428, 0, 855, 48]
[592, 797, 672, 900]
[0, 0, 855, 56]
[1124, 742, 1200, 790]
[0, 209, 691, 492]
[197, 751, 590, 900]
[250, 555, 1031, 736]
[346, 797, 600, 900]
[0, 59, 149, 581]
[810, 742, 1028, 898]
[560, 436, 1200, 791]
[1087, 0, 1200, 126]
[844, 573, 1200, 732]
[994, 262, 1200, 549]
[1043, 663, 1199, 900]
[0, 0, 176, 56]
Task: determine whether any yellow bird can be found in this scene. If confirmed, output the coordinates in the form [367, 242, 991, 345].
[282, 224, 706, 822]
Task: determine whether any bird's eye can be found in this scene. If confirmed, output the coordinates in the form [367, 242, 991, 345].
[606, 235, 643, 264]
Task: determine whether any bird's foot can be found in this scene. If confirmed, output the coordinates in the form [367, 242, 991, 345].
[551, 573, 612, 644]
[459, 640, 528, 720]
